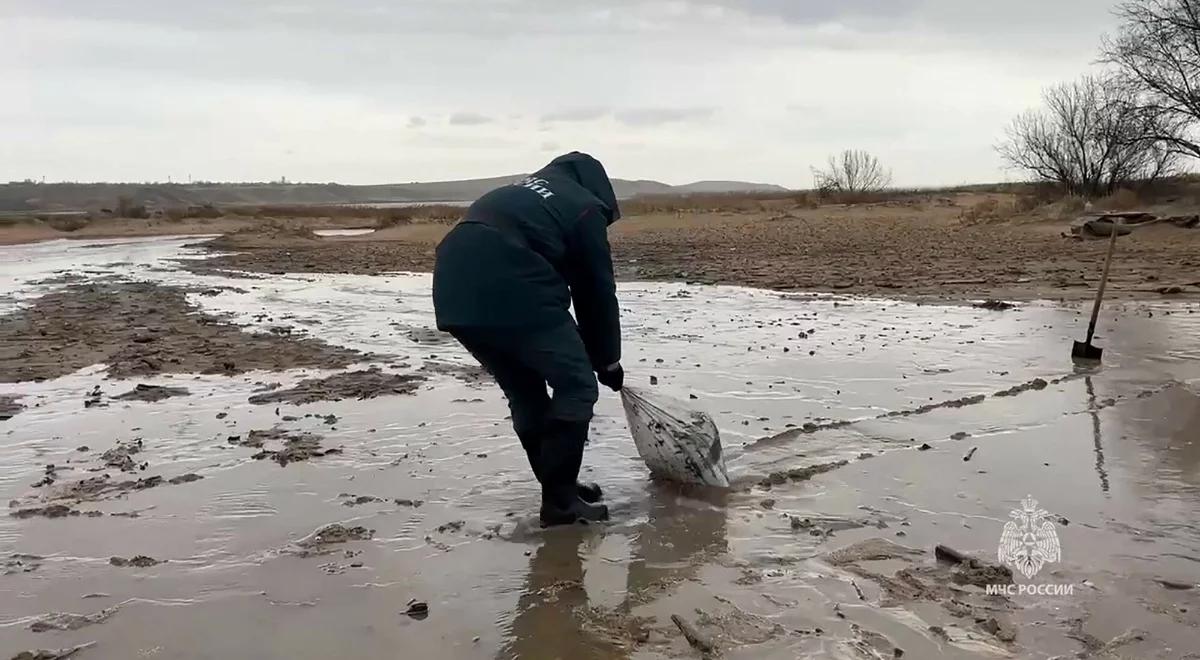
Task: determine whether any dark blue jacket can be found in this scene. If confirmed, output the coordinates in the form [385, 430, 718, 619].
[432, 152, 622, 370]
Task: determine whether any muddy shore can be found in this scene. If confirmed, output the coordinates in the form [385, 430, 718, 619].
[182, 198, 1200, 301]
[6, 194, 1199, 302]
[0, 281, 367, 383]
[2, 222, 1200, 659]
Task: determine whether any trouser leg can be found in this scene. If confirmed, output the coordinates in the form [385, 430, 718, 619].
[513, 323, 599, 498]
[451, 323, 605, 521]
[451, 330, 550, 481]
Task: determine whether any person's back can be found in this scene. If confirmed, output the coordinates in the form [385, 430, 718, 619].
[434, 153, 620, 352]
[431, 152, 626, 527]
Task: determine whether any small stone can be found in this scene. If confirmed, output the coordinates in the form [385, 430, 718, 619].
[405, 599, 429, 619]
[918, 443, 932, 451]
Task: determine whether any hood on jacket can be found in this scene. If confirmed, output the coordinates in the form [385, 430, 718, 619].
[539, 152, 621, 224]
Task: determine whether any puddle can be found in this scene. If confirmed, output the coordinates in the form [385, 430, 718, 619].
[313, 229, 376, 237]
[1, 237, 1199, 658]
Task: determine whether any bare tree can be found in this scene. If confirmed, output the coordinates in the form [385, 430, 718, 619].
[997, 74, 1182, 196]
[1102, 0, 1200, 159]
[812, 149, 893, 194]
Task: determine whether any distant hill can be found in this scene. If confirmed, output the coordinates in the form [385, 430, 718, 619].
[0, 176, 787, 212]
[670, 180, 789, 194]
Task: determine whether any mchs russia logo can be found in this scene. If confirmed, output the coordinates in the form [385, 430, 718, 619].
[998, 496, 1062, 579]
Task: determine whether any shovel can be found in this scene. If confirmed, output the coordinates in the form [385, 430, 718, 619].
[1072, 221, 1120, 361]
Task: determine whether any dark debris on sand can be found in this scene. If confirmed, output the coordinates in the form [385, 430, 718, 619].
[112, 384, 190, 403]
[0, 281, 368, 383]
[0, 395, 23, 421]
[231, 427, 337, 466]
[247, 367, 424, 405]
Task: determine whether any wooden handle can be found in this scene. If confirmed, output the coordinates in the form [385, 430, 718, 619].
[1086, 224, 1120, 344]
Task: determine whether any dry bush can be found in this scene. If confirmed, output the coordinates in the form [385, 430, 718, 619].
[959, 198, 1004, 223]
[115, 195, 148, 219]
[0, 215, 32, 227]
[1013, 193, 1045, 214]
[0, 217, 35, 230]
[1050, 196, 1089, 219]
[812, 149, 893, 193]
[377, 204, 464, 224]
[791, 191, 821, 209]
[43, 215, 90, 232]
[165, 204, 223, 222]
[229, 204, 378, 219]
[1098, 188, 1142, 210]
[228, 204, 465, 225]
[817, 189, 897, 205]
[621, 192, 798, 215]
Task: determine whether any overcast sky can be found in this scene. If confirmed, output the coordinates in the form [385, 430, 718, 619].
[3, 1, 1121, 187]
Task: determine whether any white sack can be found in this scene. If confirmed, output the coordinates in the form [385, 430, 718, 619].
[620, 386, 730, 488]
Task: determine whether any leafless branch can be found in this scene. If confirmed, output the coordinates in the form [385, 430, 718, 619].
[996, 73, 1184, 196]
[812, 150, 893, 194]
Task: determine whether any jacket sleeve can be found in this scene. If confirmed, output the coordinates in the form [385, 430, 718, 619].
[564, 207, 621, 370]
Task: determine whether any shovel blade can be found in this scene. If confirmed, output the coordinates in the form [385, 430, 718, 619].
[1072, 341, 1103, 361]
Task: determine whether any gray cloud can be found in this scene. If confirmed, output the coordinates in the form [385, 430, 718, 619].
[614, 107, 715, 127]
[719, 0, 920, 24]
[2, 0, 1115, 45]
[541, 107, 611, 123]
[0, 0, 1123, 187]
[448, 112, 493, 126]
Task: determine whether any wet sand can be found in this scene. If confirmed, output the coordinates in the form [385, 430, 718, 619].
[0, 281, 368, 382]
[2, 235, 1200, 659]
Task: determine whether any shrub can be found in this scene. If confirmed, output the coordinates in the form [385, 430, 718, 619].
[1098, 188, 1142, 211]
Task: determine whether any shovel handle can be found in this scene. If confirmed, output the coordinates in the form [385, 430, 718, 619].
[1086, 224, 1120, 344]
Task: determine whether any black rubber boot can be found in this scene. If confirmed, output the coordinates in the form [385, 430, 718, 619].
[519, 428, 604, 504]
[538, 419, 609, 527]
[516, 429, 545, 482]
[576, 482, 603, 504]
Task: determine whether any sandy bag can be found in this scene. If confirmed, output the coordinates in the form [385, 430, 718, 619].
[620, 386, 730, 487]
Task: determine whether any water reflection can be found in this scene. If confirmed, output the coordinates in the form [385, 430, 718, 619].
[498, 482, 729, 660]
[498, 528, 624, 660]
[1085, 376, 1111, 494]
[624, 482, 729, 606]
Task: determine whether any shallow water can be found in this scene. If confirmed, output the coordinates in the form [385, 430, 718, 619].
[2, 237, 1199, 659]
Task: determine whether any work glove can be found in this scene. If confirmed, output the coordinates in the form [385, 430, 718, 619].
[596, 363, 624, 392]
